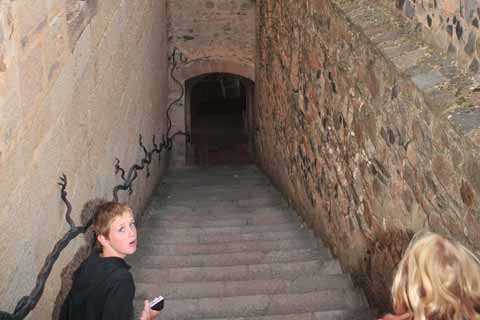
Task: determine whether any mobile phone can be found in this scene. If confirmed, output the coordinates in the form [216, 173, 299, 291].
[149, 296, 164, 311]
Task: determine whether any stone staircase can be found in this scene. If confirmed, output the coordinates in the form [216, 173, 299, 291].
[128, 166, 375, 320]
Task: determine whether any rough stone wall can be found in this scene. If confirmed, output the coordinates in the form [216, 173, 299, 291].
[256, 0, 480, 310]
[383, 0, 480, 75]
[0, 0, 169, 318]
[166, 0, 255, 166]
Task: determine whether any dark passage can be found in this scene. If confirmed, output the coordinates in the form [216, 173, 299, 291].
[188, 73, 253, 165]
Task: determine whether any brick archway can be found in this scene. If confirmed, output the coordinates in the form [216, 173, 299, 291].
[168, 59, 255, 167]
[180, 61, 255, 165]
[178, 59, 255, 83]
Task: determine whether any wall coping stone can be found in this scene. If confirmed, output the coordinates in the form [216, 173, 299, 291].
[333, 0, 480, 143]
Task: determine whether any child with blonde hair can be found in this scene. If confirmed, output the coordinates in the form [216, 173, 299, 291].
[379, 231, 480, 320]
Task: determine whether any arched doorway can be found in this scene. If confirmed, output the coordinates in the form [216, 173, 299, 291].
[185, 73, 255, 165]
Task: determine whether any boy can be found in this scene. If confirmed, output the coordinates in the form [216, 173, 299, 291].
[60, 202, 159, 320]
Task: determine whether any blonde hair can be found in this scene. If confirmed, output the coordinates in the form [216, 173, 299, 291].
[391, 231, 480, 320]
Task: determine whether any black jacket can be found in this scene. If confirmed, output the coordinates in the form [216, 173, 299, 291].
[59, 252, 135, 320]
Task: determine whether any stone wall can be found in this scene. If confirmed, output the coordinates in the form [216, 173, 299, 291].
[0, 0, 169, 318]
[256, 0, 480, 311]
[383, 0, 480, 75]
[166, 0, 255, 166]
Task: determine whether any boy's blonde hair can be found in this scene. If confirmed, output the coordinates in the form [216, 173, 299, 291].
[391, 231, 480, 320]
[92, 202, 133, 242]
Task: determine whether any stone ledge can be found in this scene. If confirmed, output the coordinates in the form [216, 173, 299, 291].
[333, 0, 480, 146]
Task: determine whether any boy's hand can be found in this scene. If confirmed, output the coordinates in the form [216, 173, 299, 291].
[139, 300, 161, 320]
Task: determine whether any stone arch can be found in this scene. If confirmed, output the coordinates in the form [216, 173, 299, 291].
[182, 67, 256, 165]
[178, 59, 255, 83]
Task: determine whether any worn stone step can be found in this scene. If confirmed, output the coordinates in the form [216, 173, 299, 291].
[135, 274, 352, 300]
[144, 214, 296, 228]
[144, 205, 294, 219]
[159, 193, 282, 203]
[143, 209, 292, 221]
[167, 165, 262, 177]
[132, 165, 377, 317]
[138, 229, 312, 245]
[134, 237, 319, 256]
[169, 164, 263, 176]
[200, 309, 377, 320]
[162, 181, 272, 189]
[161, 197, 285, 208]
[159, 193, 281, 203]
[164, 174, 270, 184]
[163, 182, 277, 192]
[132, 259, 342, 283]
[129, 248, 330, 269]
[134, 290, 366, 320]
[139, 222, 307, 237]
[160, 182, 276, 190]
[159, 188, 279, 201]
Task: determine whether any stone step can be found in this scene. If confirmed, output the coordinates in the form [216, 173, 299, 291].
[139, 222, 307, 237]
[132, 259, 342, 283]
[165, 170, 267, 181]
[135, 274, 353, 300]
[158, 188, 279, 201]
[159, 192, 282, 203]
[134, 290, 367, 320]
[134, 237, 319, 256]
[163, 179, 272, 188]
[163, 182, 277, 193]
[144, 208, 292, 220]
[128, 248, 330, 269]
[130, 165, 375, 319]
[162, 173, 271, 187]
[144, 205, 294, 219]
[138, 228, 311, 248]
[144, 214, 296, 228]
[167, 165, 261, 176]
[200, 309, 377, 320]
[160, 197, 285, 208]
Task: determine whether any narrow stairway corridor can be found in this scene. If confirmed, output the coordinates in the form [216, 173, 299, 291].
[127, 166, 375, 320]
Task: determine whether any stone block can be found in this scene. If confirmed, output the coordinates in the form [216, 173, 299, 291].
[14, 0, 48, 44]
[18, 44, 45, 111]
[71, 22, 94, 79]
[65, 0, 97, 50]
[46, 0, 64, 12]
[45, 11, 67, 83]
[411, 70, 445, 92]
[443, 0, 459, 16]
[465, 153, 480, 196]
[0, 51, 17, 98]
[464, 210, 480, 245]
[0, 92, 20, 162]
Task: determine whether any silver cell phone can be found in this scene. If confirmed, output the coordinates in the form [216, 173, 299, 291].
[149, 295, 164, 311]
